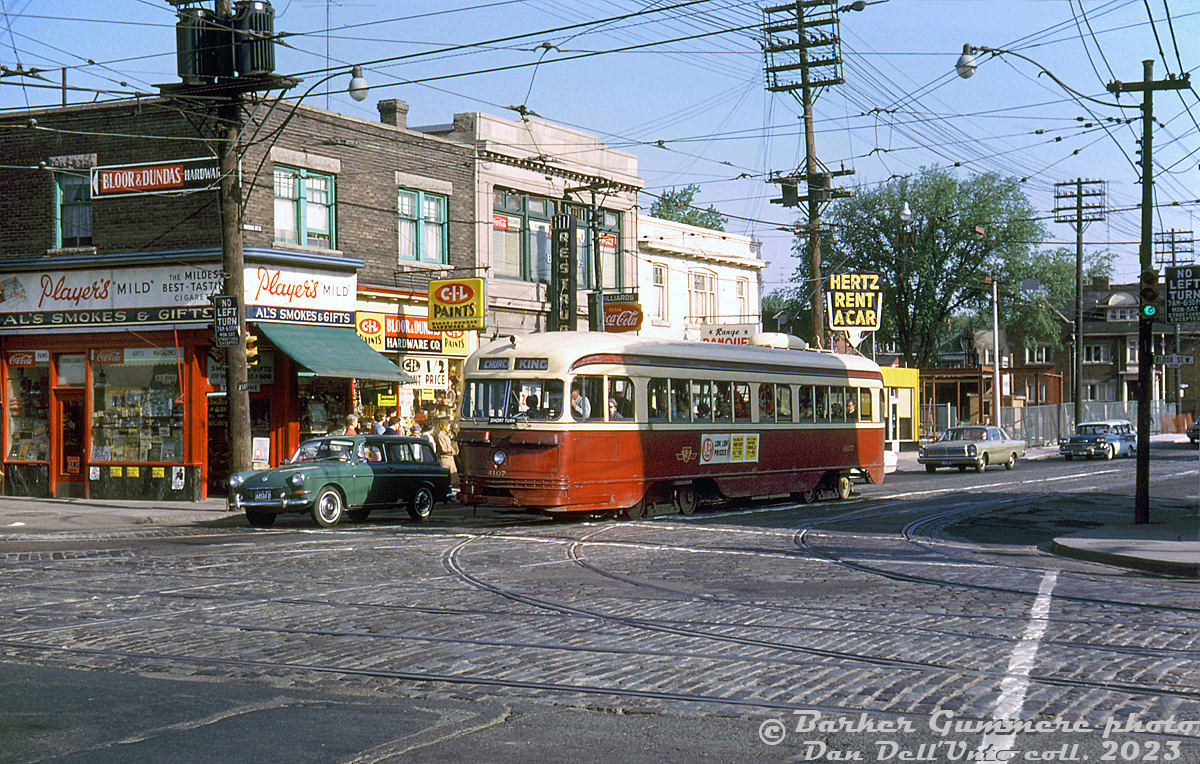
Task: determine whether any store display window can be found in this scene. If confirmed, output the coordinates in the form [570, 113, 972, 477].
[299, 376, 350, 438]
[7, 358, 50, 461]
[90, 348, 185, 462]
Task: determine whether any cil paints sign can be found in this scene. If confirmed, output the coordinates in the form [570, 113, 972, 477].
[428, 278, 485, 331]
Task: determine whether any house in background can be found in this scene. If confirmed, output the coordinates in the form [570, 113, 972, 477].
[636, 215, 764, 341]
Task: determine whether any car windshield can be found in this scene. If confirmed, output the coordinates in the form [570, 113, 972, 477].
[289, 439, 355, 463]
[1077, 424, 1112, 436]
[941, 428, 986, 442]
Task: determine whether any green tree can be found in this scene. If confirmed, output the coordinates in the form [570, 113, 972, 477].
[814, 166, 1045, 367]
[990, 246, 1115, 348]
[648, 184, 727, 231]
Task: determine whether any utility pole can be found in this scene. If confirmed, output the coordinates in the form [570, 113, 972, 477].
[1154, 229, 1195, 415]
[763, 0, 856, 348]
[1053, 179, 1106, 430]
[1107, 60, 1190, 524]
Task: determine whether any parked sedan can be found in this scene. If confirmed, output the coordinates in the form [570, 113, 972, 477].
[228, 435, 452, 528]
[1058, 419, 1136, 460]
[1187, 419, 1200, 445]
[918, 425, 1026, 473]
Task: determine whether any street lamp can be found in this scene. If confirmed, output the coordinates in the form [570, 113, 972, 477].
[348, 66, 369, 102]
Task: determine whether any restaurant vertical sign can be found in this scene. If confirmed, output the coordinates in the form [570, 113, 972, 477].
[550, 214, 577, 331]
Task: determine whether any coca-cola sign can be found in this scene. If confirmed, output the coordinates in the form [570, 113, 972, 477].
[6, 351, 37, 367]
[603, 302, 643, 333]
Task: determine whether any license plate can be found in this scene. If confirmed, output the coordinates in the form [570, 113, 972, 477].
[254, 489, 273, 501]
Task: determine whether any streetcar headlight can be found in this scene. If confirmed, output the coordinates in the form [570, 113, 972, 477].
[228, 473, 244, 489]
[289, 471, 305, 488]
[492, 450, 507, 467]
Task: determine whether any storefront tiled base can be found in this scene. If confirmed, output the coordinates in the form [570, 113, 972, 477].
[88, 466, 203, 502]
[5, 464, 50, 498]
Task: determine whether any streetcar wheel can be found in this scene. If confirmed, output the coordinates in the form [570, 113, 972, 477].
[974, 454, 988, 473]
[675, 485, 698, 515]
[1005, 452, 1017, 470]
[835, 475, 852, 501]
[794, 486, 816, 503]
[246, 510, 275, 528]
[311, 487, 344, 527]
[624, 500, 646, 521]
[1103, 443, 1115, 460]
[408, 485, 435, 522]
[925, 464, 937, 474]
[347, 508, 371, 523]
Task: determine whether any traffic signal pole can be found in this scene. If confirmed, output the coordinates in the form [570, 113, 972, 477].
[1109, 60, 1190, 524]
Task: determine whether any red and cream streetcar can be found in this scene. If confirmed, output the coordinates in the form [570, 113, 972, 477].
[457, 331, 885, 518]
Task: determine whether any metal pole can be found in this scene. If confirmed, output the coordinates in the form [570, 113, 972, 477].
[992, 277, 1001, 426]
[1074, 179, 1084, 429]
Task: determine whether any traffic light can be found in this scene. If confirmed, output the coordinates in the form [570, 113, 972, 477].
[245, 330, 259, 365]
[1139, 268, 1161, 320]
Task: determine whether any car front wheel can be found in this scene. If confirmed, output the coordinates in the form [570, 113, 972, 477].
[312, 486, 345, 527]
[408, 485, 435, 521]
[975, 453, 988, 473]
[1104, 443, 1115, 460]
[1005, 452, 1017, 470]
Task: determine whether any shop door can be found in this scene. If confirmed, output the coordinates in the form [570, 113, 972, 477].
[57, 391, 86, 497]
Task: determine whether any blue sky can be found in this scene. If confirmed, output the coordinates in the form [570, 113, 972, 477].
[3, 1, 1197, 295]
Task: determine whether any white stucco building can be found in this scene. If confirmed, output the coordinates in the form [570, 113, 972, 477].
[636, 215, 765, 340]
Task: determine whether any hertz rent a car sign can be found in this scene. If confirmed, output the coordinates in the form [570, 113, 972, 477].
[826, 272, 882, 347]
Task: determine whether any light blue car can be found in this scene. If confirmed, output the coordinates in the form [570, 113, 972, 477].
[1059, 419, 1137, 460]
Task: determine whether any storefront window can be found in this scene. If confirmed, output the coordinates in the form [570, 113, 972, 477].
[7, 361, 49, 461]
[299, 377, 349, 438]
[90, 349, 184, 462]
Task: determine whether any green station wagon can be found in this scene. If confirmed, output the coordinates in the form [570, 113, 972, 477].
[228, 435, 452, 528]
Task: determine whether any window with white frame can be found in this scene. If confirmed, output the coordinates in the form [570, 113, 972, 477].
[1083, 344, 1111, 363]
[398, 189, 447, 263]
[735, 277, 749, 321]
[57, 172, 92, 248]
[274, 166, 335, 249]
[491, 190, 620, 288]
[652, 264, 668, 321]
[1025, 345, 1051, 364]
[1108, 308, 1137, 322]
[1126, 336, 1138, 364]
[689, 270, 717, 323]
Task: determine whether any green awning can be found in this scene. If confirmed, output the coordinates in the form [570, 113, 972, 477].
[256, 322, 417, 383]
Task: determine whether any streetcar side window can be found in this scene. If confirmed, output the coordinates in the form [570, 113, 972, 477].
[814, 386, 829, 422]
[571, 376, 603, 420]
[829, 387, 846, 421]
[857, 387, 873, 422]
[757, 383, 775, 422]
[692, 380, 713, 422]
[648, 378, 669, 421]
[670, 379, 691, 422]
[733, 383, 751, 421]
[777, 384, 793, 422]
[798, 385, 814, 423]
[713, 381, 732, 422]
[608, 376, 634, 421]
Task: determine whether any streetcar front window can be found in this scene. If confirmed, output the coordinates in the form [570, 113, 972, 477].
[462, 379, 564, 421]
